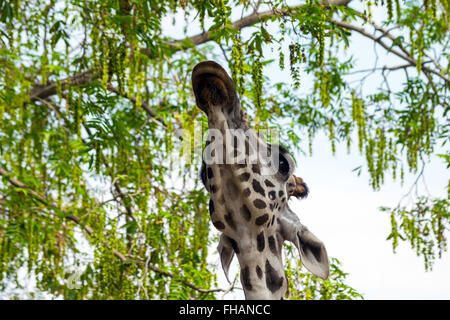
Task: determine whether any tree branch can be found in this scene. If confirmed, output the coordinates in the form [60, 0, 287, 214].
[129, 256, 231, 294]
[29, 70, 97, 102]
[140, 0, 352, 58]
[28, 0, 447, 109]
[330, 19, 450, 84]
[106, 84, 167, 127]
[0, 165, 94, 235]
[30, 76, 167, 130]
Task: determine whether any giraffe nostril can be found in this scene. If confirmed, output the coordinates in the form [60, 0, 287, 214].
[192, 61, 239, 113]
[197, 75, 229, 107]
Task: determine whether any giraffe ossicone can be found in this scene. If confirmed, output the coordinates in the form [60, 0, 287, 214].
[192, 61, 329, 300]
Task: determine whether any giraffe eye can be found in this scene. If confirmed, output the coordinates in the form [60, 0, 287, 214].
[278, 153, 290, 176]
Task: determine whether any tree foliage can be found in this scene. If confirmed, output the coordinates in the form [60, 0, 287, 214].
[0, 0, 448, 299]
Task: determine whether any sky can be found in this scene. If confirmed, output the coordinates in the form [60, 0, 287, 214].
[289, 133, 449, 299]
[160, 1, 450, 299]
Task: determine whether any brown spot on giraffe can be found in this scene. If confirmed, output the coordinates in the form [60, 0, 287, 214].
[252, 179, 265, 197]
[268, 235, 277, 256]
[253, 199, 267, 209]
[257, 231, 265, 252]
[265, 259, 284, 293]
[255, 213, 269, 226]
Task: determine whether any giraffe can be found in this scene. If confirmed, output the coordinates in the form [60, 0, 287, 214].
[192, 61, 329, 300]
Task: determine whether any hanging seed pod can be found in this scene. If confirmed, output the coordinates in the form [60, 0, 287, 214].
[27, 220, 34, 271]
[400, 164, 404, 185]
[392, 160, 397, 181]
[41, 54, 49, 86]
[367, 1, 373, 20]
[101, 36, 109, 89]
[308, 127, 314, 155]
[351, 91, 366, 153]
[57, 176, 62, 208]
[328, 118, 336, 154]
[108, 37, 116, 78]
[117, 43, 126, 95]
[395, 0, 401, 22]
[136, 72, 144, 108]
[387, 0, 393, 20]
[251, 55, 263, 110]
[91, 26, 100, 72]
[56, 79, 62, 101]
[95, 140, 101, 174]
[230, 34, 245, 97]
[66, 86, 72, 114]
[416, 25, 424, 74]
[430, 0, 437, 18]
[317, 11, 326, 66]
[376, 127, 386, 185]
[289, 44, 301, 88]
[0, 237, 4, 276]
[289, 44, 295, 66]
[134, 53, 144, 108]
[366, 137, 376, 188]
[318, 34, 324, 66]
[199, 4, 206, 31]
[320, 72, 331, 107]
[295, 43, 302, 63]
[73, 97, 80, 138]
[410, 28, 415, 58]
[0, 103, 4, 125]
[279, 50, 285, 70]
[344, 121, 351, 153]
[127, 45, 137, 99]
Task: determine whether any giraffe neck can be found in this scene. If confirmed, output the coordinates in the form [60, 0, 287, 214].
[204, 112, 289, 299]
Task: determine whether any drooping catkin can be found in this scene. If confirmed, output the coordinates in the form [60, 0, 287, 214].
[387, 0, 393, 20]
[230, 33, 245, 97]
[95, 140, 101, 174]
[251, 55, 263, 110]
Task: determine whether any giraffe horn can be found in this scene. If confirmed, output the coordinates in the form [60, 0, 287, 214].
[217, 234, 235, 283]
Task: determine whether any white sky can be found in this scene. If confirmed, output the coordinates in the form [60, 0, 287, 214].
[161, 1, 450, 299]
[214, 133, 450, 300]
[291, 133, 450, 299]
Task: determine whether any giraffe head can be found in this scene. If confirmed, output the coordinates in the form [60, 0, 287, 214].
[192, 61, 329, 299]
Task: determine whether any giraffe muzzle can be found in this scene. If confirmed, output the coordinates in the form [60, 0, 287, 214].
[192, 61, 239, 115]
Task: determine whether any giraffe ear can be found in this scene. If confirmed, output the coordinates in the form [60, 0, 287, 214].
[277, 205, 329, 280]
[192, 61, 238, 113]
[295, 227, 329, 280]
[217, 234, 235, 283]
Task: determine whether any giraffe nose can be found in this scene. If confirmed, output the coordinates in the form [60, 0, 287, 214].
[192, 61, 239, 114]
